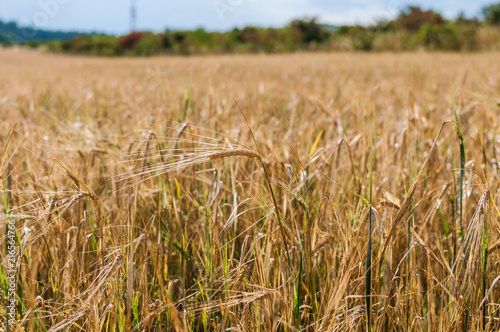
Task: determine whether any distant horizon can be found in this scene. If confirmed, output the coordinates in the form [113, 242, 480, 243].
[0, 0, 495, 35]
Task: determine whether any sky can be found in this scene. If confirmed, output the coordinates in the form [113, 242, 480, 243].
[0, 0, 495, 35]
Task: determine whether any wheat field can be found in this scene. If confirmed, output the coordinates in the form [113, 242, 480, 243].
[1, 48, 500, 331]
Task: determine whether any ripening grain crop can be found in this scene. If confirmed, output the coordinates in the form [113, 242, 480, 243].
[1, 49, 500, 331]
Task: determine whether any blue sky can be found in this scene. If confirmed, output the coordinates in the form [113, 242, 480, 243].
[0, 0, 495, 34]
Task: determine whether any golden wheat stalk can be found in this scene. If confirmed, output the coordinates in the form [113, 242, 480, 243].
[208, 149, 260, 160]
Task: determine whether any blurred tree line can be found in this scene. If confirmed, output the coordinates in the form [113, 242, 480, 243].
[12, 3, 500, 55]
[0, 20, 88, 45]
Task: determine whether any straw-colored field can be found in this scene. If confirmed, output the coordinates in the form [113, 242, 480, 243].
[1, 48, 500, 331]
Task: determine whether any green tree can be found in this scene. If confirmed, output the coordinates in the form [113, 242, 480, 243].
[133, 33, 161, 56]
[0, 30, 11, 44]
[351, 26, 375, 51]
[290, 18, 329, 46]
[482, 3, 500, 25]
[415, 24, 462, 50]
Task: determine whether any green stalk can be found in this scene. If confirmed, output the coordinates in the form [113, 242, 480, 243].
[407, 198, 413, 329]
[182, 87, 190, 122]
[452, 170, 457, 265]
[454, 112, 465, 234]
[455, 111, 468, 330]
[365, 143, 374, 330]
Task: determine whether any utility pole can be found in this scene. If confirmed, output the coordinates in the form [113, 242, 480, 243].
[130, 0, 137, 32]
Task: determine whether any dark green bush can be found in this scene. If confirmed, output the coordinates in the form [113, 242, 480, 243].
[415, 24, 462, 50]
